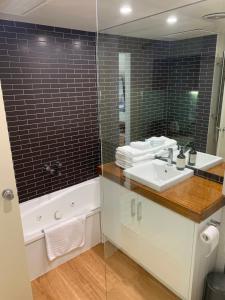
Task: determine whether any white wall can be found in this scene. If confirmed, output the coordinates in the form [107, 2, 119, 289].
[119, 52, 131, 144]
[207, 34, 225, 154]
[216, 207, 225, 271]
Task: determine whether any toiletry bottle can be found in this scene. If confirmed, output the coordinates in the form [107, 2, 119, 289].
[188, 144, 197, 166]
[176, 147, 186, 170]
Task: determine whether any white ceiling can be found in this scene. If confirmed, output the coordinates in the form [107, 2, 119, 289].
[0, 0, 208, 32]
[98, 0, 207, 30]
[0, 0, 224, 40]
[0, 0, 97, 32]
[102, 0, 225, 40]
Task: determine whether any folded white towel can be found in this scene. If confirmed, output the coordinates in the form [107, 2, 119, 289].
[146, 136, 166, 142]
[116, 145, 160, 158]
[115, 160, 148, 169]
[163, 139, 177, 148]
[117, 138, 177, 160]
[130, 141, 150, 150]
[44, 214, 86, 261]
[116, 145, 152, 158]
[115, 145, 178, 169]
[145, 139, 177, 153]
[116, 152, 155, 163]
[116, 156, 156, 169]
[115, 160, 130, 169]
[147, 136, 167, 147]
[116, 143, 178, 161]
[146, 137, 177, 148]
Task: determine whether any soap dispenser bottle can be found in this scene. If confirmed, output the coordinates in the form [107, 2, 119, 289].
[176, 147, 186, 171]
[188, 144, 197, 166]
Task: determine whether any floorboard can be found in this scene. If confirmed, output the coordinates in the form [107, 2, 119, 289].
[32, 244, 180, 300]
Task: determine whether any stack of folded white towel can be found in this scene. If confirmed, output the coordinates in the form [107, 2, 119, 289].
[115, 136, 177, 169]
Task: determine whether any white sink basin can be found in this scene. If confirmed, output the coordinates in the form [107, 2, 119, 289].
[124, 159, 194, 192]
[173, 151, 223, 171]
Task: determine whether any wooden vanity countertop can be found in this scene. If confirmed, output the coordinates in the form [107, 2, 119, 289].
[97, 163, 225, 223]
[208, 162, 225, 177]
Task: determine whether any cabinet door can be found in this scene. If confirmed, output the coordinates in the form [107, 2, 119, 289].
[101, 178, 140, 256]
[101, 178, 195, 299]
[137, 195, 195, 299]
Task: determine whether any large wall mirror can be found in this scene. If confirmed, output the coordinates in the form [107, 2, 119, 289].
[98, 0, 225, 181]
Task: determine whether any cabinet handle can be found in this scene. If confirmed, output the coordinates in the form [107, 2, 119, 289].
[137, 201, 142, 221]
[131, 198, 136, 217]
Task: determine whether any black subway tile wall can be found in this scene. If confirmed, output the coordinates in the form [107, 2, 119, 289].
[0, 20, 100, 203]
[0, 19, 217, 201]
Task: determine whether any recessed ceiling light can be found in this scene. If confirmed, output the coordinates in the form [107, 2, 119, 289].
[189, 91, 199, 96]
[74, 41, 81, 48]
[38, 36, 47, 42]
[167, 16, 178, 25]
[120, 5, 132, 15]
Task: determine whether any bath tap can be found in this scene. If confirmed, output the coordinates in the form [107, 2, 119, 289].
[155, 148, 173, 166]
[44, 161, 62, 176]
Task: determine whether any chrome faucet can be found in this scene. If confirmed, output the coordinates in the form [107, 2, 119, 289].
[167, 148, 173, 166]
[155, 147, 173, 166]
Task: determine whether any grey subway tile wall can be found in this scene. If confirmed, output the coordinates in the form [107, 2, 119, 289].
[0, 20, 100, 203]
[99, 34, 217, 162]
[168, 35, 217, 151]
[98, 34, 170, 163]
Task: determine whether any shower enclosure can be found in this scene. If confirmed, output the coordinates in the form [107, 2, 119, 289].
[96, 4, 194, 300]
[97, 1, 225, 299]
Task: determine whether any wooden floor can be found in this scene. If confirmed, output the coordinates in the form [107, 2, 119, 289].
[32, 244, 179, 300]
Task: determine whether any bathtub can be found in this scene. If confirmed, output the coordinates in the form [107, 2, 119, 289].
[20, 177, 101, 280]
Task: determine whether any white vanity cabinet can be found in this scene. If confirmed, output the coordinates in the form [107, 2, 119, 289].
[102, 177, 141, 257]
[138, 195, 195, 298]
[101, 177, 222, 300]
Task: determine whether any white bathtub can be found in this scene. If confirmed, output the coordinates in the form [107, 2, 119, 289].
[20, 178, 101, 280]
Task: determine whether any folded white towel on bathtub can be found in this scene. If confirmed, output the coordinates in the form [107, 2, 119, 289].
[44, 214, 86, 261]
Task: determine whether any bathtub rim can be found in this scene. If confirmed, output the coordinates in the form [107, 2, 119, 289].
[20, 177, 100, 218]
